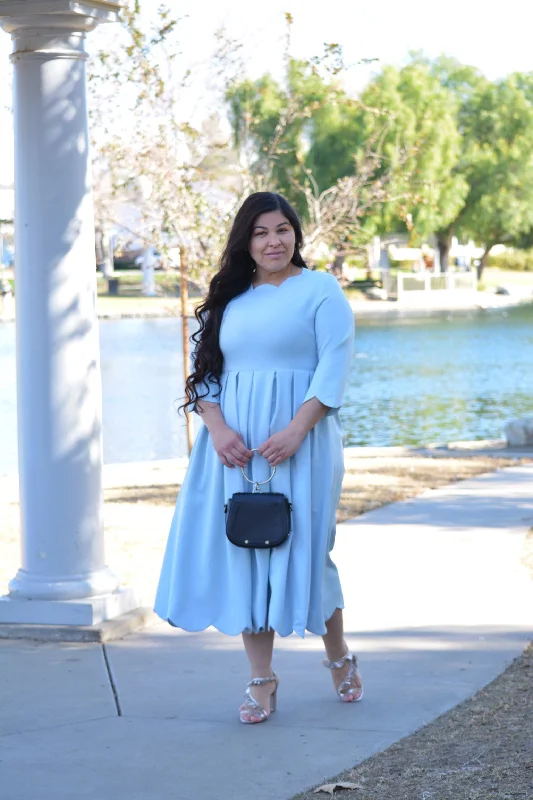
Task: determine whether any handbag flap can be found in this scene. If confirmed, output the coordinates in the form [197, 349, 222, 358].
[225, 492, 291, 549]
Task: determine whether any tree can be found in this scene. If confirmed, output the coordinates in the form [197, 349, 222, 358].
[88, 2, 236, 290]
[223, 24, 412, 268]
[303, 94, 366, 193]
[270, 56, 467, 266]
[358, 60, 468, 248]
[422, 58, 533, 277]
[297, 149, 397, 262]
[423, 57, 488, 270]
[455, 73, 533, 277]
[223, 30, 348, 213]
[414, 56, 487, 270]
[90, 9, 355, 284]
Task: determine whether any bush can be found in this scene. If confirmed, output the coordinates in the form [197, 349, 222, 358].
[345, 256, 366, 269]
[486, 249, 533, 271]
[310, 259, 329, 272]
[388, 258, 418, 270]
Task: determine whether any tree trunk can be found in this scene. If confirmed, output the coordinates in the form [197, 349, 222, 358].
[437, 232, 451, 273]
[477, 245, 493, 281]
[331, 253, 344, 279]
[180, 247, 194, 456]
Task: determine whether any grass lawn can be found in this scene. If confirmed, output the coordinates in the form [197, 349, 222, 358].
[95, 269, 201, 317]
[479, 266, 533, 290]
[96, 269, 189, 296]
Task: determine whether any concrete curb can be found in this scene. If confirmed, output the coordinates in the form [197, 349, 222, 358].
[2, 296, 531, 326]
[348, 296, 533, 317]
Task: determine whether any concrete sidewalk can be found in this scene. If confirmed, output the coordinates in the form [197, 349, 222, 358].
[1, 466, 532, 800]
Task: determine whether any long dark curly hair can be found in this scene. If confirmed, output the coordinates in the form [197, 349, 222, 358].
[181, 192, 308, 414]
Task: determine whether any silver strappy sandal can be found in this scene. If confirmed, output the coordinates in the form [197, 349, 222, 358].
[239, 673, 279, 724]
[323, 652, 364, 702]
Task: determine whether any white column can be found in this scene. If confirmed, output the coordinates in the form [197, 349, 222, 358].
[0, 1, 138, 625]
[141, 246, 157, 296]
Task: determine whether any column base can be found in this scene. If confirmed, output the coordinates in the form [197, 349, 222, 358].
[8, 565, 121, 601]
[0, 586, 139, 626]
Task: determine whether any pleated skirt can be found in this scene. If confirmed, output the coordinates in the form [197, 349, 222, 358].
[154, 368, 345, 637]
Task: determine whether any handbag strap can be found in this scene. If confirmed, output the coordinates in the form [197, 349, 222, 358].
[240, 448, 276, 494]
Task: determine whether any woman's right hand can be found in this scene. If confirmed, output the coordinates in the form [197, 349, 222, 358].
[210, 424, 253, 469]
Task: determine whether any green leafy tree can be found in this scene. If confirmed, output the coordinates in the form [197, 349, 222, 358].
[223, 24, 409, 266]
[224, 40, 346, 211]
[422, 58, 533, 276]
[422, 56, 488, 269]
[303, 96, 366, 193]
[456, 73, 533, 277]
[415, 56, 487, 269]
[294, 58, 467, 267]
[359, 60, 468, 246]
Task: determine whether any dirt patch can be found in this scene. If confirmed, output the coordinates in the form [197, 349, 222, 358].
[104, 454, 531, 522]
[295, 643, 533, 800]
[104, 483, 180, 506]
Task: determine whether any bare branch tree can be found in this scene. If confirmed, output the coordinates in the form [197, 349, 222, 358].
[89, 3, 237, 290]
[296, 144, 413, 262]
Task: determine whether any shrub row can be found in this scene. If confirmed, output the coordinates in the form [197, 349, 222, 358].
[486, 249, 533, 271]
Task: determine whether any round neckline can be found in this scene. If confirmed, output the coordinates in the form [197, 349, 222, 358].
[250, 268, 305, 291]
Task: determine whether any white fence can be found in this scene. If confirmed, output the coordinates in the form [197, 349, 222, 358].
[382, 271, 478, 304]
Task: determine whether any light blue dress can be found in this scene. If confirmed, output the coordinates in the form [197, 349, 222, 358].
[154, 268, 355, 637]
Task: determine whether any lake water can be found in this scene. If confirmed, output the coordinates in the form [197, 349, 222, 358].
[1, 304, 532, 474]
[344, 304, 533, 447]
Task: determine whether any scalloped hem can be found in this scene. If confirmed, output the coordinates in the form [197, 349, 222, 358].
[157, 603, 345, 640]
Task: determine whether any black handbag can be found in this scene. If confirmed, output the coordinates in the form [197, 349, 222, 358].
[224, 450, 292, 549]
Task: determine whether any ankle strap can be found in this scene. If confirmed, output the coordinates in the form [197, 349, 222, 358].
[247, 672, 278, 687]
[323, 652, 357, 670]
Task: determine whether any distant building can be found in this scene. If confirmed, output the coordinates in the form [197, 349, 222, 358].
[0, 183, 14, 222]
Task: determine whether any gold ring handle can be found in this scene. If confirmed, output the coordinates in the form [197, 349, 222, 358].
[240, 448, 276, 487]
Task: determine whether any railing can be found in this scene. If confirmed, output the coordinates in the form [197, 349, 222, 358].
[382, 271, 478, 302]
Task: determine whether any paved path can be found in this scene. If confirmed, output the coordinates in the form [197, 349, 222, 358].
[1, 467, 532, 800]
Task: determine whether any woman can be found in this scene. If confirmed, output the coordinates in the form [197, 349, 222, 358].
[155, 192, 363, 724]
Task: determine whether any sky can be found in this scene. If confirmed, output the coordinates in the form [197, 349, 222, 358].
[1, 0, 533, 186]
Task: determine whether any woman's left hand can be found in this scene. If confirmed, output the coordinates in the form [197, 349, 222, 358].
[258, 426, 305, 467]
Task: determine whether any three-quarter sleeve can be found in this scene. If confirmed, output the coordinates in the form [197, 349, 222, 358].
[186, 358, 222, 414]
[197, 374, 222, 404]
[302, 274, 354, 416]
